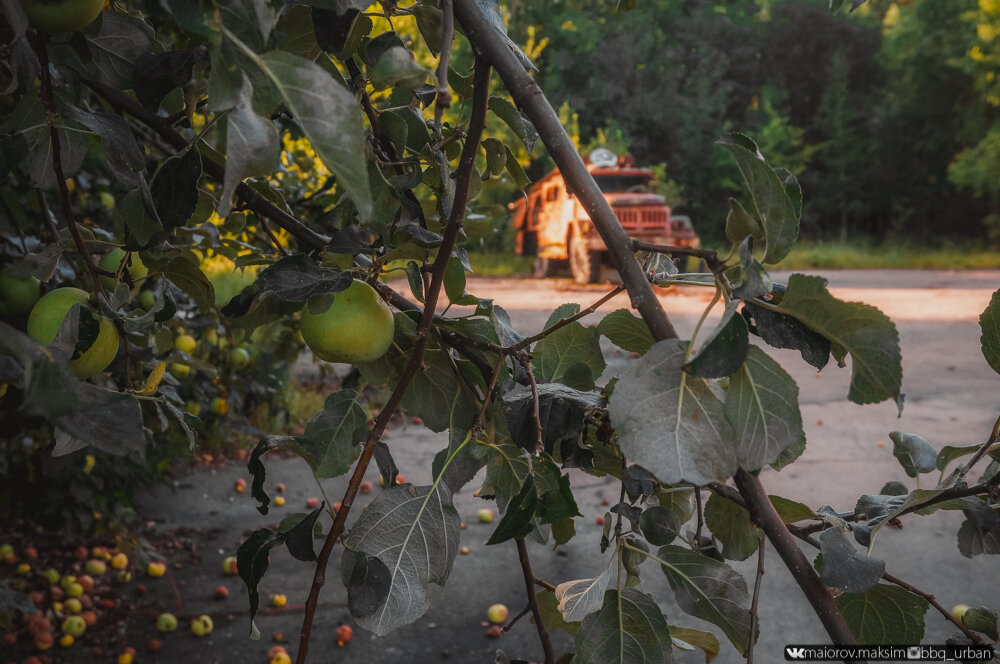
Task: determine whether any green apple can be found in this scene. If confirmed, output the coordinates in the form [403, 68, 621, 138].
[27, 287, 119, 379]
[99, 249, 148, 290]
[62, 615, 86, 638]
[18, 0, 105, 33]
[300, 280, 394, 363]
[222, 556, 238, 575]
[136, 289, 156, 310]
[0, 271, 41, 316]
[477, 508, 494, 523]
[228, 347, 251, 369]
[155, 613, 178, 632]
[952, 604, 970, 620]
[85, 559, 107, 575]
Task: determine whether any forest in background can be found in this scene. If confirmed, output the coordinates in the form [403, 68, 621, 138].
[493, 0, 1000, 247]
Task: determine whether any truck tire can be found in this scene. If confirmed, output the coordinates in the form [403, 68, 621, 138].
[569, 235, 602, 284]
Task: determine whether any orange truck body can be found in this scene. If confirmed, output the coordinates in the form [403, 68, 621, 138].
[509, 154, 699, 283]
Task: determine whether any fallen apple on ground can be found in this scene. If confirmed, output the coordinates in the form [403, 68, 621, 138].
[156, 613, 178, 632]
[147, 561, 166, 577]
[223, 556, 238, 575]
[62, 615, 86, 637]
[191, 615, 213, 636]
[477, 508, 494, 523]
[335, 624, 352, 646]
[487, 603, 509, 624]
[271, 594, 287, 607]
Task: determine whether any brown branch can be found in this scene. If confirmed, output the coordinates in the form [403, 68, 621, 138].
[521, 355, 545, 454]
[956, 413, 1000, 486]
[882, 572, 984, 644]
[35, 35, 107, 296]
[293, 57, 493, 664]
[746, 541, 765, 664]
[694, 485, 705, 550]
[501, 604, 532, 633]
[631, 239, 723, 273]
[533, 578, 557, 592]
[454, 0, 857, 649]
[516, 538, 556, 664]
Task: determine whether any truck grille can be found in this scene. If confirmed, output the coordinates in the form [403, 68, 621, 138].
[615, 207, 668, 230]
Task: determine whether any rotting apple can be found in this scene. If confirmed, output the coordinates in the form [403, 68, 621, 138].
[190, 615, 213, 636]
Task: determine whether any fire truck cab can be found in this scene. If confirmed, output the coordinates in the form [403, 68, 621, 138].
[510, 149, 699, 284]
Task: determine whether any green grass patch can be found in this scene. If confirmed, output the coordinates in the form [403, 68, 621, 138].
[768, 241, 999, 270]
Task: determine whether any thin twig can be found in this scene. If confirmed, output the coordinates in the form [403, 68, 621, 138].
[258, 215, 288, 256]
[515, 538, 556, 664]
[746, 541, 765, 663]
[533, 578, 557, 592]
[34, 189, 60, 242]
[881, 572, 984, 644]
[632, 239, 724, 273]
[513, 284, 626, 351]
[501, 604, 531, 633]
[522, 355, 545, 454]
[694, 485, 705, 550]
[955, 413, 1000, 485]
[35, 34, 108, 295]
[293, 57, 493, 664]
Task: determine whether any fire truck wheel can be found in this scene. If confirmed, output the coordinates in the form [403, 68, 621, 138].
[569, 235, 602, 284]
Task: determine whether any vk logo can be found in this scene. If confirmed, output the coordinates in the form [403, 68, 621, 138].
[786, 647, 807, 659]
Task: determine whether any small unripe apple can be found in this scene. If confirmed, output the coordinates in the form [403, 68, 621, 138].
[211, 396, 228, 415]
[477, 508, 494, 523]
[115, 570, 132, 584]
[191, 614, 213, 636]
[117, 646, 136, 664]
[222, 556, 238, 575]
[174, 333, 197, 354]
[62, 615, 86, 637]
[66, 582, 84, 598]
[147, 561, 166, 577]
[228, 347, 251, 369]
[156, 613, 178, 632]
[42, 568, 60, 584]
[64, 598, 82, 613]
[85, 559, 107, 575]
[952, 604, 971, 620]
[487, 603, 508, 624]
[271, 594, 287, 607]
[169, 362, 191, 378]
[60, 575, 77, 590]
[334, 624, 352, 646]
[58, 633, 74, 647]
[111, 553, 128, 570]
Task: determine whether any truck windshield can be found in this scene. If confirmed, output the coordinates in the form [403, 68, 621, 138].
[594, 175, 652, 193]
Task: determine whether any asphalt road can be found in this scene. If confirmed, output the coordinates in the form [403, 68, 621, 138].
[120, 270, 1000, 664]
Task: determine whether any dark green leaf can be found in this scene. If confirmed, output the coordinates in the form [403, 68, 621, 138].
[889, 431, 937, 478]
[341, 484, 460, 635]
[536, 589, 579, 636]
[151, 148, 203, 229]
[961, 607, 999, 641]
[610, 340, 736, 486]
[724, 197, 763, 248]
[817, 527, 885, 593]
[704, 494, 762, 561]
[237, 527, 285, 639]
[486, 475, 538, 544]
[144, 252, 216, 310]
[980, 289, 1000, 375]
[718, 132, 799, 264]
[255, 50, 372, 217]
[504, 145, 532, 189]
[575, 589, 673, 664]
[133, 48, 205, 111]
[726, 345, 805, 471]
[535, 455, 582, 524]
[278, 507, 323, 562]
[504, 383, 601, 454]
[769, 495, 815, 524]
[684, 301, 749, 378]
[958, 499, 1000, 558]
[478, 441, 531, 514]
[835, 584, 929, 644]
[741, 301, 831, 371]
[669, 626, 719, 664]
[432, 427, 488, 493]
[488, 96, 538, 151]
[532, 320, 605, 390]
[248, 435, 318, 514]
[61, 104, 144, 190]
[731, 236, 772, 300]
[303, 390, 368, 477]
[936, 443, 983, 472]
[222, 254, 350, 317]
[85, 12, 153, 90]
[597, 309, 655, 355]
[773, 274, 902, 409]
[399, 351, 479, 433]
[640, 506, 681, 546]
[218, 86, 280, 215]
[658, 545, 751, 652]
[482, 137, 508, 179]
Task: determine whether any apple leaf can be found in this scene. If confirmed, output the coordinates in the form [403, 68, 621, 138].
[817, 527, 885, 593]
[669, 626, 720, 663]
[597, 308, 655, 355]
[979, 288, 1000, 375]
[726, 345, 805, 472]
[742, 301, 831, 371]
[504, 383, 602, 454]
[657, 544, 752, 653]
[237, 527, 286, 640]
[704, 494, 762, 562]
[488, 96, 538, 151]
[532, 318, 606, 391]
[341, 484, 461, 636]
[302, 389, 369, 478]
[399, 350, 480, 433]
[555, 561, 614, 623]
[772, 274, 902, 410]
[535, 589, 579, 636]
[769, 495, 815, 524]
[84, 12, 153, 90]
[252, 50, 372, 217]
[478, 441, 531, 514]
[639, 506, 682, 546]
[718, 132, 799, 265]
[684, 300, 749, 379]
[609, 339, 737, 486]
[217, 79, 280, 216]
[573, 589, 672, 664]
[835, 584, 929, 645]
[889, 431, 937, 478]
[962, 607, 999, 641]
[485, 475, 538, 544]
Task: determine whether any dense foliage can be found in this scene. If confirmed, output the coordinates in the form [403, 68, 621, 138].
[0, 0, 998, 662]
